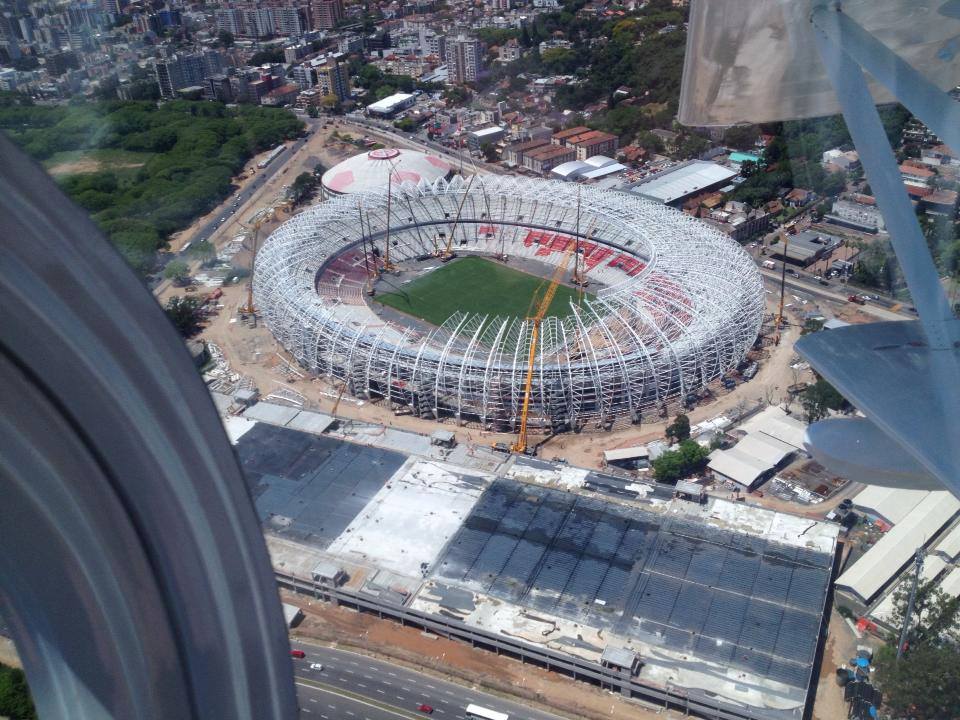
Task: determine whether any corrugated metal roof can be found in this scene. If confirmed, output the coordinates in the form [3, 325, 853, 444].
[852, 486, 929, 525]
[708, 447, 771, 486]
[932, 522, 960, 560]
[550, 160, 590, 179]
[603, 445, 648, 462]
[870, 555, 948, 625]
[939, 567, 960, 598]
[632, 161, 738, 204]
[738, 406, 807, 449]
[581, 162, 627, 179]
[836, 491, 960, 603]
[735, 433, 795, 465]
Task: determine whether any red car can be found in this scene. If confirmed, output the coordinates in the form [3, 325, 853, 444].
[417, 704, 433, 714]
[290, 650, 306, 659]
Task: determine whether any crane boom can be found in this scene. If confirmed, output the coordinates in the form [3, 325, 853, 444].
[441, 175, 476, 259]
[512, 239, 577, 454]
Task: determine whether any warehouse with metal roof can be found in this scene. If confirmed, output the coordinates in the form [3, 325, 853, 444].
[708, 433, 796, 489]
[631, 160, 738, 206]
[852, 486, 930, 526]
[835, 491, 960, 604]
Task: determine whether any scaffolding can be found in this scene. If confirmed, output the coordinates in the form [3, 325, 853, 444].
[253, 176, 765, 430]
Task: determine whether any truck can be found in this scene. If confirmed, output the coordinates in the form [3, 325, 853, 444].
[761, 260, 777, 270]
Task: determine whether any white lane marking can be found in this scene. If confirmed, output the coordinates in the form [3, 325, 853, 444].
[383, 681, 392, 686]
[363, 674, 373, 680]
[426, 685, 436, 690]
[309, 698, 317, 703]
[357, 683, 367, 688]
[401, 686, 410, 692]
[376, 689, 385, 695]
[327, 705, 336, 710]
[344, 669, 355, 674]
[388, 672, 397, 677]
[368, 666, 378, 671]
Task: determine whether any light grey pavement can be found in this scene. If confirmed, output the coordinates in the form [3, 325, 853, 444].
[293, 642, 569, 720]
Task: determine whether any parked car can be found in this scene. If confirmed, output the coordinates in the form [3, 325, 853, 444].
[290, 650, 305, 659]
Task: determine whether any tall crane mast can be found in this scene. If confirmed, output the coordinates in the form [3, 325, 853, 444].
[512, 241, 577, 454]
[240, 210, 272, 316]
[774, 232, 789, 345]
[897, 547, 926, 660]
[440, 175, 475, 260]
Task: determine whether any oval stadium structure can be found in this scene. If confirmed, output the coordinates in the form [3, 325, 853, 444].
[254, 176, 765, 430]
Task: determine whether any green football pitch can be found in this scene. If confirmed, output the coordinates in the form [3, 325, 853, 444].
[375, 255, 587, 326]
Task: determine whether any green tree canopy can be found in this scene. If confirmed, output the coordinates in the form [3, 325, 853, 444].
[163, 295, 204, 337]
[665, 413, 691, 443]
[801, 377, 850, 422]
[0, 663, 37, 720]
[652, 440, 709, 483]
[163, 259, 191, 282]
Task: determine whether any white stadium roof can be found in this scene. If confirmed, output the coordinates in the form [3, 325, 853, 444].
[632, 160, 738, 204]
[321, 148, 453, 195]
[836, 491, 960, 603]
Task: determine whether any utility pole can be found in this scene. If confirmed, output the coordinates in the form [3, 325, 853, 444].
[897, 547, 926, 660]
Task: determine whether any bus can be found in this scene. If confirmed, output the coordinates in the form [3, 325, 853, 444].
[464, 705, 509, 720]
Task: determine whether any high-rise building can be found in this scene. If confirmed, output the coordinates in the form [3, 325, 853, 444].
[314, 58, 348, 101]
[447, 35, 482, 84]
[310, 0, 342, 30]
[155, 52, 222, 98]
[215, 8, 244, 37]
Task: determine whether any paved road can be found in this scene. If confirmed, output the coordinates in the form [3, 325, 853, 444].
[293, 642, 567, 720]
[758, 268, 908, 322]
[185, 123, 318, 250]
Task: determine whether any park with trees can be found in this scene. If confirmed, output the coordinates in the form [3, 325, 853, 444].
[0, 94, 303, 275]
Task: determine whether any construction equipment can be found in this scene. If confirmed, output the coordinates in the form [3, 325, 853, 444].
[381, 164, 398, 273]
[439, 175, 475, 261]
[511, 241, 577, 454]
[897, 547, 926, 660]
[773, 232, 789, 345]
[330, 379, 348, 415]
[240, 209, 273, 316]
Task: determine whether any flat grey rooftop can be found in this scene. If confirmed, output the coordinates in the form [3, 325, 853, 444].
[431, 478, 833, 695]
[235, 423, 407, 550]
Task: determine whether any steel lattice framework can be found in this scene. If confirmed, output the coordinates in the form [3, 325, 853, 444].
[254, 176, 765, 429]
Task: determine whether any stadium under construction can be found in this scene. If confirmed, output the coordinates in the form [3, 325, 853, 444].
[253, 176, 765, 431]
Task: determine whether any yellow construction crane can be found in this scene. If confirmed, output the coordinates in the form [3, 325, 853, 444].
[240, 209, 272, 316]
[439, 175, 476, 261]
[512, 240, 577, 454]
[773, 232, 789, 345]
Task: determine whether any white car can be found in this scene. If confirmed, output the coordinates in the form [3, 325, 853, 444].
[309, 663, 323, 671]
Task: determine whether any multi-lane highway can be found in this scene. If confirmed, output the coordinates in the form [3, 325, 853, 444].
[292, 643, 567, 720]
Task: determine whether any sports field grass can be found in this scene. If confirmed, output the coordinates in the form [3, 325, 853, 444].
[375, 256, 589, 326]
